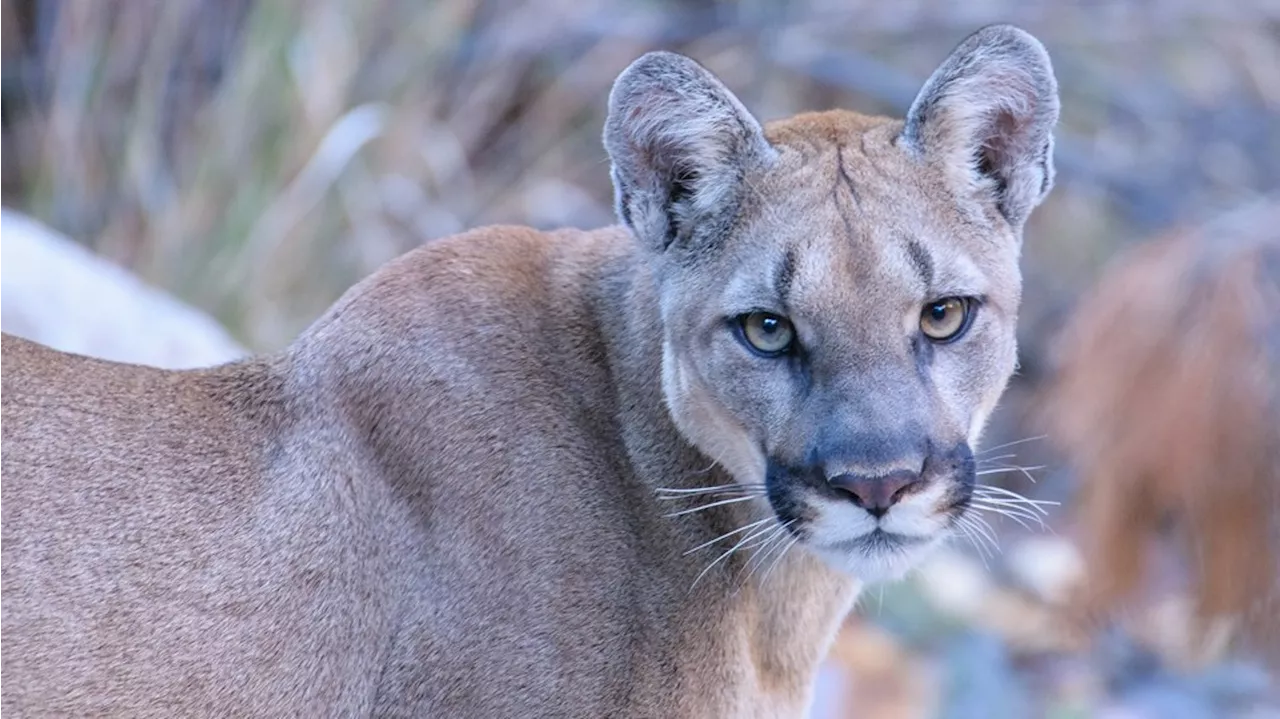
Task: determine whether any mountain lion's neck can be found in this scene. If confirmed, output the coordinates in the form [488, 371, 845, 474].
[592, 232, 861, 708]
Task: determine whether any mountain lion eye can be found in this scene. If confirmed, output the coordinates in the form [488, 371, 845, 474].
[739, 312, 795, 356]
[920, 297, 972, 342]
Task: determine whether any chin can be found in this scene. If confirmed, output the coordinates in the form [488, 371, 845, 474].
[809, 530, 949, 584]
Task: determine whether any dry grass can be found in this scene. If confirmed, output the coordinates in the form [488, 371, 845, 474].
[4, 0, 1279, 353]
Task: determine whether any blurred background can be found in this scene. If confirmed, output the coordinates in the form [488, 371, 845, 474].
[2, 1, 1278, 716]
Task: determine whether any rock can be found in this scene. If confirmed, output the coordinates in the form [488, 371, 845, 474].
[1007, 536, 1087, 605]
[1, 210, 247, 369]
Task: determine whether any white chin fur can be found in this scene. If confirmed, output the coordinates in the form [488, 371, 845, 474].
[811, 535, 947, 584]
[801, 481, 956, 583]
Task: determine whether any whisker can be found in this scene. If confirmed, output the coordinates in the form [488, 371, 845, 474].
[970, 498, 1049, 522]
[951, 517, 993, 568]
[739, 521, 795, 585]
[975, 465, 1046, 476]
[975, 453, 1019, 465]
[662, 494, 761, 518]
[956, 512, 1001, 556]
[657, 489, 761, 502]
[969, 502, 1041, 531]
[975, 435, 1047, 456]
[736, 525, 784, 552]
[970, 514, 1003, 555]
[953, 515, 986, 552]
[682, 517, 774, 556]
[760, 534, 802, 586]
[975, 465, 1047, 483]
[970, 493, 1057, 517]
[952, 519, 977, 555]
[690, 520, 781, 591]
[688, 460, 720, 476]
[655, 482, 766, 495]
[972, 485, 1059, 512]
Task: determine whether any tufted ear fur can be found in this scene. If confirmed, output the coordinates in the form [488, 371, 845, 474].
[901, 24, 1060, 228]
[604, 51, 775, 254]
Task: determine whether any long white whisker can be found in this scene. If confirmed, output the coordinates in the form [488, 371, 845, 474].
[952, 514, 980, 549]
[953, 515, 986, 552]
[760, 534, 802, 586]
[972, 486, 1057, 504]
[656, 483, 739, 495]
[657, 489, 762, 502]
[974, 453, 1019, 465]
[969, 503, 1039, 531]
[690, 520, 781, 591]
[952, 517, 992, 568]
[655, 483, 766, 495]
[662, 494, 760, 518]
[976, 465, 1046, 476]
[956, 512, 1001, 555]
[739, 521, 795, 585]
[975, 435, 1047, 455]
[970, 494, 1056, 517]
[957, 514, 993, 565]
[682, 517, 774, 556]
[972, 485, 1058, 512]
[970, 499, 1047, 524]
[975, 465, 1046, 483]
[969, 514, 1003, 555]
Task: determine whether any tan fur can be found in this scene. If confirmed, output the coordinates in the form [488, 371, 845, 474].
[2, 25, 1057, 717]
[1040, 198, 1280, 661]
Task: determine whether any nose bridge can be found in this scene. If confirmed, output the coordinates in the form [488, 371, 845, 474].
[813, 368, 930, 477]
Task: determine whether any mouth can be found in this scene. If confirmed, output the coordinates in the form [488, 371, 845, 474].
[765, 460, 964, 581]
[808, 524, 945, 583]
[829, 528, 931, 554]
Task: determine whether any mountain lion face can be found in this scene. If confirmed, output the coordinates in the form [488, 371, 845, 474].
[605, 26, 1058, 581]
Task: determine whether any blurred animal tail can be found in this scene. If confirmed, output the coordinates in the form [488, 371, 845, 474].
[1038, 197, 1280, 665]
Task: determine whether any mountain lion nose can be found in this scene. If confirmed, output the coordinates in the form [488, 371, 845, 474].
[828, 470, 922, 518]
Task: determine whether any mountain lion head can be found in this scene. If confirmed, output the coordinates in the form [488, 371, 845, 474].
[604, 25, 1059, 582]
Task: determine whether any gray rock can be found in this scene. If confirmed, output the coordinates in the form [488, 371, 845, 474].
[1, 210, 246, 369]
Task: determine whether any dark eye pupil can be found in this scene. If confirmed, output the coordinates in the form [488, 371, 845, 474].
[760, 316, 780, 334]
[930, 304, 949, 321]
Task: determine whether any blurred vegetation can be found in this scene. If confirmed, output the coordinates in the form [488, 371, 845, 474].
[4, 0, 1278, 353]
[3, 1, 1279, 716]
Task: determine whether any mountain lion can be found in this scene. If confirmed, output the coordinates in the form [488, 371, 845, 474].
[2, 24, 1059, 717]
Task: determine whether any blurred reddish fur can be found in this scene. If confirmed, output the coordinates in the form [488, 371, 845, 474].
[1040, 198, 1280, 658]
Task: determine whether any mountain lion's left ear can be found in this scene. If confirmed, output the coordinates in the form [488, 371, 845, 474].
[901, 24, 1060, 228]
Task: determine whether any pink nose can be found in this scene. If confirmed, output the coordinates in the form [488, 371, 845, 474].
[828, 470, 922, 518]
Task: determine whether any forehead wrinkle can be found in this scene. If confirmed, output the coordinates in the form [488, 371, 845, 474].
[874, 240, 930, 300]
[905, 237, 935, 293]
[720, 242, 805, 314]
[775, 246, 798, 310]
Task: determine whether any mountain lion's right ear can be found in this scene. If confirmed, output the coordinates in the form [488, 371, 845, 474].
[604, 51, 775, 253]
[901, 25, 1060, 228]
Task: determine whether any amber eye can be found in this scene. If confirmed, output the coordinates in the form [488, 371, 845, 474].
[739, 312, 795, 356]
[920, 297, 972, 342]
